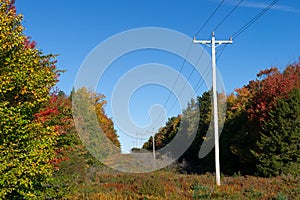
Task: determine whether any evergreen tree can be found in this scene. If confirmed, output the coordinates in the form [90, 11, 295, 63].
[255, 88, 300, 177]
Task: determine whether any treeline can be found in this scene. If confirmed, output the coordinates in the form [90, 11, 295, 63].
[143, 64, 300, 177]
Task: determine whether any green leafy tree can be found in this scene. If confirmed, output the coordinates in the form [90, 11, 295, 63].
[142, 116, 181, 151]
[72, 87, 121, 160]
[0, 0, 60, 198]
[180, 92, 211, 164]
[179, 91, 229, 173]
[142, 92, 216, 173]
[254, 88, 300, 177]
[221, 89, 257, 174]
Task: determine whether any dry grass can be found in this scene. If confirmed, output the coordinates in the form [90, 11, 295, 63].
[67, 171, 299, 199]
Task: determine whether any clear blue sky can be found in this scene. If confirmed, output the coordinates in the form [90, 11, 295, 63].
[16, 0, 300, 153]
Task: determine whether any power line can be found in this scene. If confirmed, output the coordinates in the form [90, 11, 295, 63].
[194, 0, 280, 94]
[166, 48, 206, 114]
[195, 0, 225, 36]
[169, 46, 207, 110]
[213, 0, 244, 31]
[194, 61, 211, 94]
[187, 0, 244, 96]
[155, 0, 279, 129]
[166, 0, 245, 114]
[216, 0, 279, 61]
[154, 1, 225, 127]
[194, 44, 226, 95]
[216, 44, 228, 61]
[153, 0, 280, 146]
[153, 42, 193, 127]
[168, 0, 225, 101]
[232, 0, 280, 39]
[189, 1, 279, 183]
[164, 42, 193, 107]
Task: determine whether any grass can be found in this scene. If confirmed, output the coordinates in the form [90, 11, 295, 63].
[64, 170, 299, 199]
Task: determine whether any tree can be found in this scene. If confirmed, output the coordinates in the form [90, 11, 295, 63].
[222, 88, 257, 174]
[142, 116, 181, 151]
[181, 92, 211, 164]
[0, 0, 60, 198]
[142, 91, 216, 173]
[37, 89, 121, 198]
[35, 91, 79, 169]
[255, 88, 300, 177]
[247, 65, 300, 124]
[72, 87, 121, 161]
[225, 63, 300, 175]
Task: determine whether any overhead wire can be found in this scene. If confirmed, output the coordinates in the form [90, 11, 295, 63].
[151, 0, 280, 144]
[166, 48, 206, 115]
[153, 0, 225, 127]
[167, 0, 244, 114]
[216, 0, 280, 62]
[232, 0, 280, 39]
[213, 0, 244, 31]
[194, 0, 280, 94]
[152, 42, 193, 128]
[195, 0, 225, 36]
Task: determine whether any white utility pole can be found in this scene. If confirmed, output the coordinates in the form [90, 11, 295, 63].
[193, 32, 232, 186]
[152, 131, 156, 168]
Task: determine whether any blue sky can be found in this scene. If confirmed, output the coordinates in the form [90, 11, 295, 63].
[16, 0, 300, 153]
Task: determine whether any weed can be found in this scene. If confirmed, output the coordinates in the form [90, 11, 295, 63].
[275, 192, 288, 200]
[243, 188, 263, 199]
[192, 183, 211, 199]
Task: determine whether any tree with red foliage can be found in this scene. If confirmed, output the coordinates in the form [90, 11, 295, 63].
[248, 65, 300, 124]
[226, 61, 300, 174]
[34, 91, 78, 169]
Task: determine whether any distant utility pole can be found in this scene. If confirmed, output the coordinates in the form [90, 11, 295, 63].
[193, 32, 232, 186]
